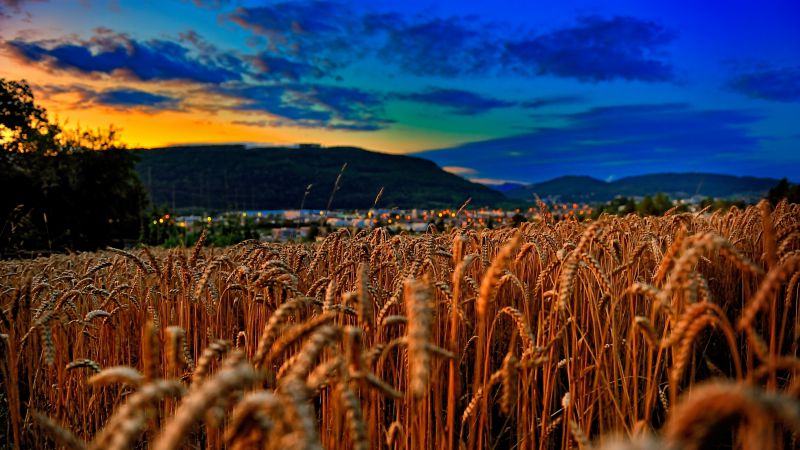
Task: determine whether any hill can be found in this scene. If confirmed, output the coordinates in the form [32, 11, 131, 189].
[485, 182, 526, 193]
[506, 173, 780, 202]
[135, 145, 504, 211]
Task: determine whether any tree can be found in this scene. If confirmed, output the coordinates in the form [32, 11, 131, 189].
[652, 193, 673, 214]
[637, 196, 657, 216]
[306, 222, 320, 242]
[1, 78, 148, 256]
[0, 78, 60, 154]
[768, 178, 800, 205]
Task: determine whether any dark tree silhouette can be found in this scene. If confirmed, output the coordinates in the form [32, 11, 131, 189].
[1, 78, 147, 256]
[767, 178, 800, 205]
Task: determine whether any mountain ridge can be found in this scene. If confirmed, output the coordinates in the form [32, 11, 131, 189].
[135, 144, 784, 209]
[505, 172, 781, 202]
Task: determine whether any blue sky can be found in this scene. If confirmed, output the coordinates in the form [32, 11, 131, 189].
[1, 0, 798, 183]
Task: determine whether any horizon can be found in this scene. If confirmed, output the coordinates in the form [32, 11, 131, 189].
[1, 0, 799, 184]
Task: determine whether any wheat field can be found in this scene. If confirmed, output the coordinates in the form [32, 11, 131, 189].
[1, 200, 799, 449]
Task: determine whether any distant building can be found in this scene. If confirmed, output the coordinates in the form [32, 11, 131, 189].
[270, 227, 309, 241]
[408, 222, 429, 232]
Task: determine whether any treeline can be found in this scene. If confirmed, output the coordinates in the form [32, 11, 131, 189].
[1, 79, 146, 257]
[590, 193, 749, 218]
[588, 184, 800, 219]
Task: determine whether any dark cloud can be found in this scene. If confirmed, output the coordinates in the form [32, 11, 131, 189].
[93, 88, 178, 109]
[1, 0, 42, 13]
[214, 83, 391, 131]
[181, 29, 324, 82]
[246, 52, 323, 81]
[229, 4, 504, 77]
[375, 16, 502, 77]
[7, 3, 678, 86]
[396, 88, 515, 115]
[6, 31, 243, 84]
[505, 15, 676, 82]
[229, 5, 678, 83]
[7, 27, 333, 86]
[34, 83, 180, 112]
[421, 103, 767, 182]
[0, 0, 44, 21]
[231, 119, 270, 127]
[520, 95, 585, 109]
[228, 1, 358, 67]
[190, 0, 232, 8]
[727, 65, 800, 102]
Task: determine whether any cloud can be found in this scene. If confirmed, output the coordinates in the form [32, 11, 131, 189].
[231, 119, 270, 127]
[34, 83, 180, 112]
[442, 166, 477, 175]
[246, 52, 323, 81]
[92, 88, 178, 110]
[1, 0, 42, 13]
[0, 0, 44, 21]
[190, 0, 232, 8]
[8, 4, 678, 87]
[229, 4, 503, 78]
[520, 95, 585, 109]
[469, 177, 529, 186]
[229, 4, 678, 83]
[421, 103, 768, 182]
[7, 21, 389, 130]
[228, 1, 358, 66]
[727, 64, 800, 102]
[375, 16, 502, 77]
[6, 31, 243, 84]
[395, 87, 516, 115]
[214, 82, 392, 131]
[505, 15, 676, 82]
[7, 28, 330, 85]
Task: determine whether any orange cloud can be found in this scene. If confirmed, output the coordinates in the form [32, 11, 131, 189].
[442, 166, 477, 175]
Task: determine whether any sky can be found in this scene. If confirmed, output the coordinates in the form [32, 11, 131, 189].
[1, 0, 798, 184]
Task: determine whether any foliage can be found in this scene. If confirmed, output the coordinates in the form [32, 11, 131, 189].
[592, 194, 678, 218]
[0, 78, 147, 257]
[0, 78, 60, 154]
[767, 177, 800, 205]
[636, 192, 676, 216]
[699, 196, 746, 211]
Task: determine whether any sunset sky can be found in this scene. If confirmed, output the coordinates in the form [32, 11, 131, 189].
[1, 0, 798, 184]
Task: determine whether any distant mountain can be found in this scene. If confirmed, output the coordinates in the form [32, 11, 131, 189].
[486, 182, 526, 193]
[135, 145, 504, 211]
[506, 173, 780, 202]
